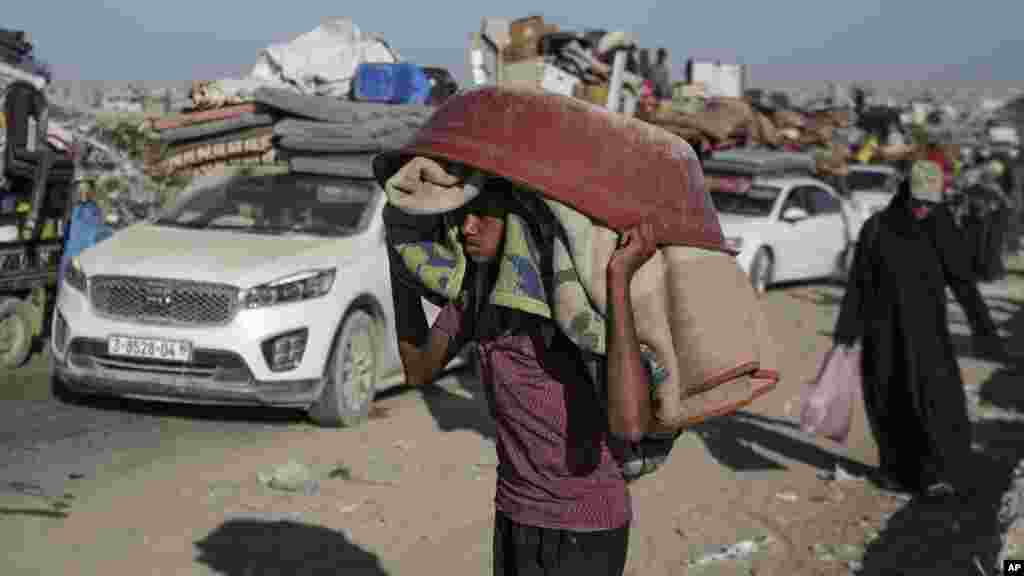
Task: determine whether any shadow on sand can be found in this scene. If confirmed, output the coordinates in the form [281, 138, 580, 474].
[195, 519, 389, 575]
[853, 291, 1024, 575]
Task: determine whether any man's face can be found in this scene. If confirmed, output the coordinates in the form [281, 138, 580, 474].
[461, 212, 505, 263]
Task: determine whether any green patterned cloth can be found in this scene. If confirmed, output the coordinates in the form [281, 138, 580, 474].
[393, 211, 552, 321]
[390, 192, 610, 356]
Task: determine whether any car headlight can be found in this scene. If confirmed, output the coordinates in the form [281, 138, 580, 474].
[239, 269, 336, 310]
[64, 257, 88, 294]
[724, 236, 744, 252]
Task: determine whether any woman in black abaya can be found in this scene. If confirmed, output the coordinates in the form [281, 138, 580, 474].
[834, 160, 1001, 497]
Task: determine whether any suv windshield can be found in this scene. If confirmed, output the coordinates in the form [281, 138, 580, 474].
[710, 185, 781, 217]
[847, 170, 894, 193]
[155, 173, 377, 237]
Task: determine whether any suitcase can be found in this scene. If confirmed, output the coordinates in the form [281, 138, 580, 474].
[351, 62, 431, 105]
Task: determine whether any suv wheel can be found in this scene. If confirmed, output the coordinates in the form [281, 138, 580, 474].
[0, 298, 34, 369]
[309, 310, 379, 428]
[750, 248, 774, 296]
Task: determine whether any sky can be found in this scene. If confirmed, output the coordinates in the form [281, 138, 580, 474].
[11, 0, 1024, 86]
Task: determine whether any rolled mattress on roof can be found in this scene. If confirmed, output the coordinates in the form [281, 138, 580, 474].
[704, 149, 816, 177]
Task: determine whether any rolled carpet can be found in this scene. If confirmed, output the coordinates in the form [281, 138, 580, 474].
[276, 136, 392, 154]
[156, 129, 275, 173]
[274, 117, 423, 139]
[273, 117, 420, 154]
[152, 103, 261, 132]
[157, 113, 276, 144]
[288, 155, 376, 180]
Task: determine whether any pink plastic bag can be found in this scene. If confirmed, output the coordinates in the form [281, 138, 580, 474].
[800, 345, 861, 444]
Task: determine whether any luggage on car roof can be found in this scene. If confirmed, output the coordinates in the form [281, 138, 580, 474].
[704, 149, 816, 178]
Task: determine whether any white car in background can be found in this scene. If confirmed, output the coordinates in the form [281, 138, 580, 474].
[51, 170, 407, 428]
[711, 175, 854, 294]
[846, 163, 902, 218]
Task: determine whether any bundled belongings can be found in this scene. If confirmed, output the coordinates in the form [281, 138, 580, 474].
[187, 18, 405, 110]
[646, 96, 760, 148]
[145, 86, 433, 181]
[376, 86, 779, 433]
[0, 29, 32, 65]
[145, 101, 282, 178]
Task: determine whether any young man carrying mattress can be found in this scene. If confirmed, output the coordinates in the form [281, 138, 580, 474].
[378, 155, 657, 576]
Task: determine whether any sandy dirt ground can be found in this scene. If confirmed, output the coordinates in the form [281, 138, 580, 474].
[2, 270, 1023, 575]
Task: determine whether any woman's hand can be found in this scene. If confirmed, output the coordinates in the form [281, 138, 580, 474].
[608, 222, 658, 282]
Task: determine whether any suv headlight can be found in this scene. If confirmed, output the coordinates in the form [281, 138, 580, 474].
[64, 257, 88, 293]
[239, 269, 336, 310]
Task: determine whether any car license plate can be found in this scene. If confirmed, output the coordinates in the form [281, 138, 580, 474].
[108, 335, 192, 362]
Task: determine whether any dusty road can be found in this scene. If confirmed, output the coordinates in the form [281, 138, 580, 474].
[1, 274, 1023, 575]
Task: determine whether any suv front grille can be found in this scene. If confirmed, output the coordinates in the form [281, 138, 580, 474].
[90, 276, 239, 327]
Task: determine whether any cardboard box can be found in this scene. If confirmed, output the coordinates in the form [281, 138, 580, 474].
[503, 22, 558, 63]
[673, 82, 707, 99]
[502, 58, 580, 97]
[503, 40, 538, 63]
[510, 15, 546, 47]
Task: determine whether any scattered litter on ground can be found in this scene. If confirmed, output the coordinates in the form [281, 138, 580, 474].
[206, 480, 241, 504]
[337, 498, 367, 514]
[775, 491, 799, 502]
[257, 460, 319, 495]
[687, 535, 771, 568]
[328, 464, 353, 480]
[812, 542, 864, 563]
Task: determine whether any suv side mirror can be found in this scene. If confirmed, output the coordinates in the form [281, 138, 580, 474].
[782, 207, 809, 222]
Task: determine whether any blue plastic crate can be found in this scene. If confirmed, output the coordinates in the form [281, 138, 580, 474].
[352, 62, 431, 105]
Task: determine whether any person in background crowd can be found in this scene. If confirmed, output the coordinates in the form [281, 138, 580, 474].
[886, 122, 905, 148]
[383, 165, 658, 576]
[991, 147, 1023, 255]
[650, 48, 671, 101]
[834, 160, 1004, 499]
[982, 159, 1014, 275]
[1011, 149, 1024, 254]
[58, 177, 111, 290]
[636, 48, 651, 82]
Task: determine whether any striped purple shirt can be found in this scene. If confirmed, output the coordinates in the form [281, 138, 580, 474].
[434, 302, 631, 532]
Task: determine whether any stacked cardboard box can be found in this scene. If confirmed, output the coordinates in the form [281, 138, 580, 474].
[503, 16, 560, 63]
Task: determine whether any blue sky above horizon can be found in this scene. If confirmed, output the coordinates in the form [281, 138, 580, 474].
[11, 1, 1024, 85]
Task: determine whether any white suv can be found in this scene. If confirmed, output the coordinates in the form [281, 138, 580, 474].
[51, 171, 407, 427]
